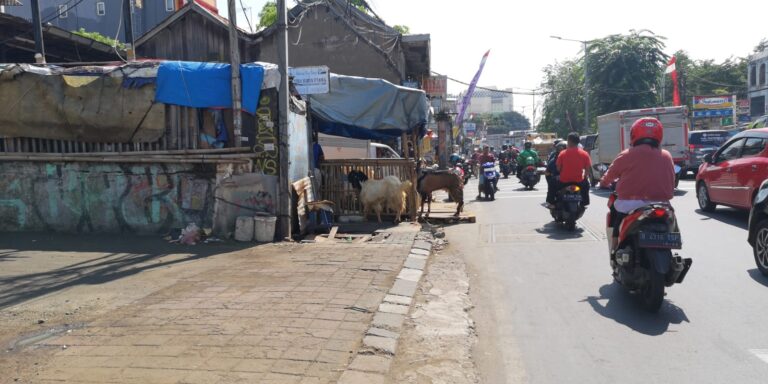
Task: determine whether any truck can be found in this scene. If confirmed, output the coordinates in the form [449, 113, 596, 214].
[318, 133, 401, 160]
[590, 106, 689, 187]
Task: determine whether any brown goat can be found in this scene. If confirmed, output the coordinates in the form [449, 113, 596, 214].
[416, 170, 464, 218]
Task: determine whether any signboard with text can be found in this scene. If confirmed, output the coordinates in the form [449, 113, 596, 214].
[693, 95, 735, 110]
[289, 66, 330, 95]
[422, 76, 448, 99]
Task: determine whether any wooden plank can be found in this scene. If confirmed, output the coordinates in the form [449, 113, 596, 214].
[328, 226, 339, 240]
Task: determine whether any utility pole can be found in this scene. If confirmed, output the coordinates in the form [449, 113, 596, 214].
[30, 0, 45, 63]
[583, 40, 589, 133]
[122, 0, 135, 61]
[227, 0, 243, 147]
[276, 0, 292, 240]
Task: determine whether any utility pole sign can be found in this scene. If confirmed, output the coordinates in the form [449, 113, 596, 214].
[289, 66, 330, 95]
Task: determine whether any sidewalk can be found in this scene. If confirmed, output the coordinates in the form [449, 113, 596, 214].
[0, 224, 420, 384]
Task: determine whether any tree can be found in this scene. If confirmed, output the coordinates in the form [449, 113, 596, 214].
[586, 30, 668, 121]
[258, 1, 277, 29]
[393, 25, 410, 35]
[755, 38, 768, 54]
[474, 111, 530, 135]
[539, 30, 668, 134]
[663, 50, 747, 106]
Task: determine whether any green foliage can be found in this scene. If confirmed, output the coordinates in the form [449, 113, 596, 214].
[258, 1, 277, 29]
[755, 38, 768, 54]
[393, 25, 410, 35]
[474, 111, 531, 135]
[72, 28, 124, 50]
[670, 50, 747, 102]
[540, 30, 667, 134]
[349, 0, 369, 12]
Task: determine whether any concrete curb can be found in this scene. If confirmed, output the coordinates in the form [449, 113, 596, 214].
[337, 229, 434, 384]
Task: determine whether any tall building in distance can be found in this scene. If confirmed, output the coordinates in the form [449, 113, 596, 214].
[2, 0, 218, 43]
[460, 86, 514, 115]
[749, 47, 768, 118]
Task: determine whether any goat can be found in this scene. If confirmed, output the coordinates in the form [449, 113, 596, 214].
[416, 170, 464, 218]
[348, 171, 412, 223]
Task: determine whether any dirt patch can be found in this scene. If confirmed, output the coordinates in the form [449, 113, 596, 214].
[387, 242, 479, 384]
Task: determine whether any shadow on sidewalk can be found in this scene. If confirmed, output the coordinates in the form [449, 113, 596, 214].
[0, 233, 252, 310]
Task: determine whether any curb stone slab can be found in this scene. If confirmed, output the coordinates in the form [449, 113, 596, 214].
[362, 335, 397, 355]
[389, 279, 418, 297]
[378, 303, 409, 315]
[383, 295, 412, 306]
[372, 312, 405, 331]
[410, 248, 430, 256]
[349, 355, 392, 374]
[397, 268, 423, 282]
[412, 240, 432, 251]
[404, 257, 427, 270]
[366, 327, 399, 339]
[408, 253, 428, 260]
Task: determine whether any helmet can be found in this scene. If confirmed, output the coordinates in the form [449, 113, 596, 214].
[556, 141, 567, 150]
[502, 145, 508, 150]
[524, 142, 532, 149]
[630, 117, 663, 146]
[553, 139, 562, 147]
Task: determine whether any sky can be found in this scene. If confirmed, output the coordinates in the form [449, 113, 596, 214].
[217, 0, 768, 124]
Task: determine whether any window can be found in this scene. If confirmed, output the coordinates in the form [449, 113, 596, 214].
[751, 65, 757, 86]
[717, 138, 744, 162]
[96, 2, 105, 16]
[761, 63, 767, 86]
[58, 4, 68, 18]
[165, 0, 175, 12]
[742, 138, 766, 158]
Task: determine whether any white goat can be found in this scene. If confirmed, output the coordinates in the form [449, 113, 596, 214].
[348, 171, 412, 223]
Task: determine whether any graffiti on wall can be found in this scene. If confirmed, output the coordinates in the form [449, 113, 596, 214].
[0, 163, 216, 234]
[252, 91, 279, 175]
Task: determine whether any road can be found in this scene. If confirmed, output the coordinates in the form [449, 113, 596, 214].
[447, 175, 768, 384]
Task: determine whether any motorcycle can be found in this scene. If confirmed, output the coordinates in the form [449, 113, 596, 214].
[500, 158, 512, 179]
[607, 192, 693, 312]
[460, 160, 472, 185]
[520, 165, 543, 190]
[481, 161, 498, 200]
[550, 184, 586, 231]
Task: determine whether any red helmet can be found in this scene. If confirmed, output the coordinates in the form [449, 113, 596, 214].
[630, 117, 663, 146]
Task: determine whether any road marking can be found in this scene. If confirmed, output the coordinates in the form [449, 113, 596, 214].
[749, 349, 768, 364]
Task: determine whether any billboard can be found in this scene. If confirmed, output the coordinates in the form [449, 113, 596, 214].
[422, 76, 448, 99]
[693, 95, 735, 110]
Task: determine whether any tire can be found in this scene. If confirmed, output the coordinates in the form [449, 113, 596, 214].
[640, 269, 665, 313]
[753, 219, 768, 276]
[697, 182, 716, 212]
[675, 174, 680, 188]
[588, 171, 598, 188]
[565, 220, 576, 231]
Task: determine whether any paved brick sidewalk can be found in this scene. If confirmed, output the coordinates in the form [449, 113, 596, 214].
[4, 226, 418, 384]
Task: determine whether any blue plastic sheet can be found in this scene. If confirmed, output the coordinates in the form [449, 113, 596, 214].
[155, 62, 264, 114]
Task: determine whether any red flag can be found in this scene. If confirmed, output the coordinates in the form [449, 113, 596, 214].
[666, 57, 681, 106]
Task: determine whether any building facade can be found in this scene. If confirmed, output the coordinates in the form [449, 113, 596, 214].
[748, 49, 768, 118]
[2, 0, 217, 42]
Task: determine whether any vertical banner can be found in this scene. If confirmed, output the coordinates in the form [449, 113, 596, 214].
[455, 50, 491, 132]
[665, 56, 681, 107]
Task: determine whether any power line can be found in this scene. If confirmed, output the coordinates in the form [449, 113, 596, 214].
[239, 0, 253, 33]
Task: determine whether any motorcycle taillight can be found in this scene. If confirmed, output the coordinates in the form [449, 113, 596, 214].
[651, 208, 668, 218]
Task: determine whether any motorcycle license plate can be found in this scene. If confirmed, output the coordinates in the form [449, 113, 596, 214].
[637, 232, 682, 249]
[484, 167, 496, 173]
[561, 194, 582, 202]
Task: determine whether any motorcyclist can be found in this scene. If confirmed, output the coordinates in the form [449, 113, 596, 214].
[449, 145, 463, 166]
[498, 145, 510, 162]
[516, 142, 541, 178]
[544, 140, 568, 208]
[556, 132, 592, 206]
[476, 145, 499, 199]
[599, 117, 676, 253]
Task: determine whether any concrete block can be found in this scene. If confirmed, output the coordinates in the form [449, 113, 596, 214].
[338, 370, 385, 384]
[410, 248, 430, 256]
[366, 327, 399, 339]
[362, 336, 397, 355]
[408, 253, 428, 260]
[349, 355, 392, 373]
[383, 295, 412, 306]
[396, 268, 423, 282]
[404, 257, 427, 271]
[378, 303, 409, 315]
[412, 240, 432, 251]
[372, 312, 404, 331]
[389, 279, 417, 297]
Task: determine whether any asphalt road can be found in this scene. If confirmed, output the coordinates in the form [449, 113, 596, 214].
[446, 175, 768, 384]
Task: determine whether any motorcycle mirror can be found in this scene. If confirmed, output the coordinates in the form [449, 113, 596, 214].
[704, 153, 713, 164]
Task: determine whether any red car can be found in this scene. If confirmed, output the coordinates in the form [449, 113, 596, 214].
[696, 128, 768, 211]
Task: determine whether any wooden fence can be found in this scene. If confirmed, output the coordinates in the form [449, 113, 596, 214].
[319, 158, 418, 221]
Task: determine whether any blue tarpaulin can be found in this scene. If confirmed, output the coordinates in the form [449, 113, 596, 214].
[155, 62, 264, 114]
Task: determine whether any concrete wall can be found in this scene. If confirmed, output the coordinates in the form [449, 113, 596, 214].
[0, 162, 217, 234]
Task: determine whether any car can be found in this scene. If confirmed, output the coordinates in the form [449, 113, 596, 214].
[749, 115, 768, 129]
[696, 128, 768, 212]
[747, 179, 768, 276]
[687, 130, 730, 176]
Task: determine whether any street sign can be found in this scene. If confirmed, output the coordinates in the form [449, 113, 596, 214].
[289, 66, 330, 95]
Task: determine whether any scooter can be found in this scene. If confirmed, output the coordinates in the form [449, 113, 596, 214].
[607, 192, 693, 312]
[520, 165, 543, 190]
[550, 184, 586, 231]
[481, 162, 498, 200]
[500, 158, 512, 179]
